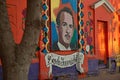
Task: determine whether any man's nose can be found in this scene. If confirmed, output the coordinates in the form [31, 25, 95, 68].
[66, 26, 70, 33]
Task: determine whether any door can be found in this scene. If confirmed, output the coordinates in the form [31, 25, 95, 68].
[96, 21, 108, 64]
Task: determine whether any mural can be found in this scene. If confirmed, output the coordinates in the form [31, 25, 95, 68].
[51, 0, 78, 51]
[41, 0, 85, 79]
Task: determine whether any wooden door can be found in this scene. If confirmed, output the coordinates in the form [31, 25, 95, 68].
[96, 21, 108, 64]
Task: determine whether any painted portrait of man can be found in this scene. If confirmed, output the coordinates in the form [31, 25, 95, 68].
[51, 0, 78, 51]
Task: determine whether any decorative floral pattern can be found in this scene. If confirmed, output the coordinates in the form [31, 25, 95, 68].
[84, 12, 94, 54]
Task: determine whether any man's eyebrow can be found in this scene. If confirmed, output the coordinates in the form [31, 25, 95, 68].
[62, 22, 67, 24]
[62, 21, 67, 23]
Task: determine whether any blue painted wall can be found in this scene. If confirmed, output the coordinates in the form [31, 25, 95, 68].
[0, 63, 39, 80]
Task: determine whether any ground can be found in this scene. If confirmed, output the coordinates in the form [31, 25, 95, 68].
[79, 68, 120, 80]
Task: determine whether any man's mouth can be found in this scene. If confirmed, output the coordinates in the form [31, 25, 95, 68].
[65, 34, 70, 40]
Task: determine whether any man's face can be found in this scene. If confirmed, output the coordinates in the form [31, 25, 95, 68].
[58, 12, 74, 46]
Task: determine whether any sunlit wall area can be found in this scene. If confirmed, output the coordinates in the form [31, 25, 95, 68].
[112, 12, 120, 55]
[109, 0, 120, 56]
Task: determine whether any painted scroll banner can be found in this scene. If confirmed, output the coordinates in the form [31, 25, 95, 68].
[45, 52, 84, 77]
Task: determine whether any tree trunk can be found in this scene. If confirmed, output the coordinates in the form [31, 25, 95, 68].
[0, 0, 43, 80]
[0, 0, 17, 79]
[2, 59, 18, 80]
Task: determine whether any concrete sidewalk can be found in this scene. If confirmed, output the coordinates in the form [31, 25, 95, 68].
[79, 69, 120, 80]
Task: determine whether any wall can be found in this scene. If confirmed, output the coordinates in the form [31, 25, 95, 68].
[83, 0, 119, 75]
[6, 0, 26, 44]
[1, 0, 120, 80]
[109, 0, 120, 55]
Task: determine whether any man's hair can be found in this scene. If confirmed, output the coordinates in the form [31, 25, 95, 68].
[56, 7, 74, 26]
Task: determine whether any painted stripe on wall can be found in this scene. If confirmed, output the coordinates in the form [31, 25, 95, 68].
[0, 63, 39, 80]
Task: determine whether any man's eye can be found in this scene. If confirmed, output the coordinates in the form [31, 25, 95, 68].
[69, 25, 73, 28]
[62, 22, 67, 26]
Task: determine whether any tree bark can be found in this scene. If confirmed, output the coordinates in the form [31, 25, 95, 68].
[15, 0, 42, 80]
[0, 0, 43, 80]
[0, 0, 17, 79]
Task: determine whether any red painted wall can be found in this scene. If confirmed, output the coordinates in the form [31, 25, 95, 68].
[82, 0, 97, 73]
[6, 0, 26, 44]
[83, 0, 116, 73]
[83, 0, 120, 73]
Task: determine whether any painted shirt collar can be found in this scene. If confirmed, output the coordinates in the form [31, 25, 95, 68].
[57, 41, 71, 50]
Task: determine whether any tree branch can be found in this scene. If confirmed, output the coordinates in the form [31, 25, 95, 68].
[0, 0, 16, 62]
[16, 0, 43, 65]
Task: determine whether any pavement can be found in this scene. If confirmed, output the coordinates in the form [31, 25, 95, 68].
[79, 68, 120, 80]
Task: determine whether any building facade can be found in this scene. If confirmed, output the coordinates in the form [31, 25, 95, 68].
[0, 0, 120, 80]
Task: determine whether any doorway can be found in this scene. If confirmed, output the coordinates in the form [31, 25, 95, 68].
[96, 21, 108, 68]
